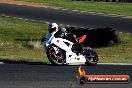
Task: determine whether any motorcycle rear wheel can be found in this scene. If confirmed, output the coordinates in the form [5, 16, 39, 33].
[83, 47, 99, 66]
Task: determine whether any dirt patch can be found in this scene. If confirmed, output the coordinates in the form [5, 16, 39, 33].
[0, 0, 50, 8]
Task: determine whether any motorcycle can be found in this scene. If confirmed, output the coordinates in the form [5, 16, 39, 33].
[45, 32, 99, 65]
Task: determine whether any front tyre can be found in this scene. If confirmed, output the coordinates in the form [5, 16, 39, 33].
[83, 47, 98, 66]
[46, 44, 66, 65]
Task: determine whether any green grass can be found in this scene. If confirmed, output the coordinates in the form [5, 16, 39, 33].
[0, 15, 132, 63]
[0, 15, 49, 63]
[17, 0, 132, 16]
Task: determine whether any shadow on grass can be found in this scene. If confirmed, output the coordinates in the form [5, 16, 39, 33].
[0, 58, 52, 65]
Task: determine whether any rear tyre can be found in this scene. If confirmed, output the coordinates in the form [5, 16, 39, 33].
[46, 44, 66, 65]
[83, 47, 98, 66]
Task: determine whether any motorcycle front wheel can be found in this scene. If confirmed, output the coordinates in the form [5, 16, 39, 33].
[46, 44, 66, 65]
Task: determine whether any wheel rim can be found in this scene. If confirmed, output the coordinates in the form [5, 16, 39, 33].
[85, 52, 98, 64]
[84, 48, 98, 64]
[88, 54, 98, 63]
[49, 46, 65, 64]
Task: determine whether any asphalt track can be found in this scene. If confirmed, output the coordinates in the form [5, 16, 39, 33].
[0, 64, 131, 88]
[0, 3, 132, 33]
[0, 3, 132, 88]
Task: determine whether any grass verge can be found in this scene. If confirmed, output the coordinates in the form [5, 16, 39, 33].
[17, 0, 132, 16]
[0, 15, 49, 63]
[0, 15, 132, 63]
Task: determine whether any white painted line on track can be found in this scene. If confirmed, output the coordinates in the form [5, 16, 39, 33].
[43, 6, 49, 8]
[66, 25, 70, 27]
[97, 13, 105, 15]
[1, 14, 50, 24]
[23, 18, 29, 21]
[80, 11, 87, 13]
[119, 32, 123, 34]
[30, 19, 38, 22]
[72, 10, 79, 12]
[0, 62, 4, 64]
[107, 15, 120, 18]
[117, 15, 126, 18]
[59, 24, 63, 26]
[50, 7, 56, 9]
[17, 17, 24, 20]
[62, 9, 68, 11]
[88, 12, 96, 14]
[3, 15, 10, 17]
[45, 21, 49, 24]
[51, 7, 63, 10]
[99, 63, 132, 65]
[127, 33, 131, 35]
[122, 17, 128, 19]
[121, 16, 132, 19]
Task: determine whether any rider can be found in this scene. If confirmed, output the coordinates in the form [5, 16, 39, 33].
[43, 23, 59, 47]
[43, 23, 68, 47]
[42, 23, 83, 55]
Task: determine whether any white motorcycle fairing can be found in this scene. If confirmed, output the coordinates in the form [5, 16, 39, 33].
[50, 38, 86, 65]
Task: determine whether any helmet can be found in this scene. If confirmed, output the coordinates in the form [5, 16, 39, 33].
[48, 23, 58, 33]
